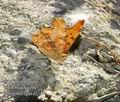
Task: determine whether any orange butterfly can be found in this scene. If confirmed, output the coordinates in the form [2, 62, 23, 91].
[32, 18, 84, 60]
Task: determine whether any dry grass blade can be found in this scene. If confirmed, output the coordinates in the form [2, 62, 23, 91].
[81, 33, 120, 66]
[89, 91, 120, 102]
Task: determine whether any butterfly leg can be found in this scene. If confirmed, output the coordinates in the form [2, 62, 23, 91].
[41, 64, 53, 76]
[41, 62, 59, 76]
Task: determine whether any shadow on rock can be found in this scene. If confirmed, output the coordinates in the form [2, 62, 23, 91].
[109, 0, 120, 30]
[110, 19, 120, 30]
[5, 47, 56, 102]
[50, 0, 85, 16]
[110, 0, 120, 15]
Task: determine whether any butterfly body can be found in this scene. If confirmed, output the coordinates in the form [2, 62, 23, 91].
[32, 18, 84, 60]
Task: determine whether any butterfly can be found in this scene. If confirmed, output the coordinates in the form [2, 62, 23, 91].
[32, 18, 84, 60]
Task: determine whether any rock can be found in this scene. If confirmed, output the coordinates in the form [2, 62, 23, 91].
[44, 90, 53, 98]
[17, 36, 29, 44]
[51, 94, 62, 102]
[17, 27, 36, 44]
[38, 93, 48, 101]
[3, 48, 17, 58]
[88, 94, 99, 102]
[0, 0, 120, 102]
[9, 28, 21, 35]
[60, 92, 67, 99]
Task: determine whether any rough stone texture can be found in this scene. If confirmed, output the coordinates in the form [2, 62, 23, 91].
[0, 0, 120, 102]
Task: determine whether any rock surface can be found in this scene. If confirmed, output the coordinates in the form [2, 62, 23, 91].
[0, 0, 120, 102]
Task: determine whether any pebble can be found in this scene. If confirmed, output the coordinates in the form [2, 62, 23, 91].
[44, 90, 53, 98]
[38, 93, 48, 101]
[51, 94, 62, 102]
[60, 92, 67, 99]
[88, 94, 99, 101]
[4, 48, 17, 58]
[17, 36, 29, 44]
[9, 28, 21, 35]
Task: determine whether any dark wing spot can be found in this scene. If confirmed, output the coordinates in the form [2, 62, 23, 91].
[65, 34, 69, 38]
[66, 42, 71, 45]
[70, 36, 74, 40]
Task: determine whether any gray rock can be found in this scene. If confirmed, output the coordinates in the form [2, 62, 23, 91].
[3, 48, 17, 58]
[50, 94, 62, 102]
[44, 90, 53, 98]
[0, 0, 120, 102]
[9, 28, 21, 35]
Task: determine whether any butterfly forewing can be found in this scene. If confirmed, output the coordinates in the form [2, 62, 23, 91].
[64, 20, 84, 53]
[32, 18, 84, 60]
